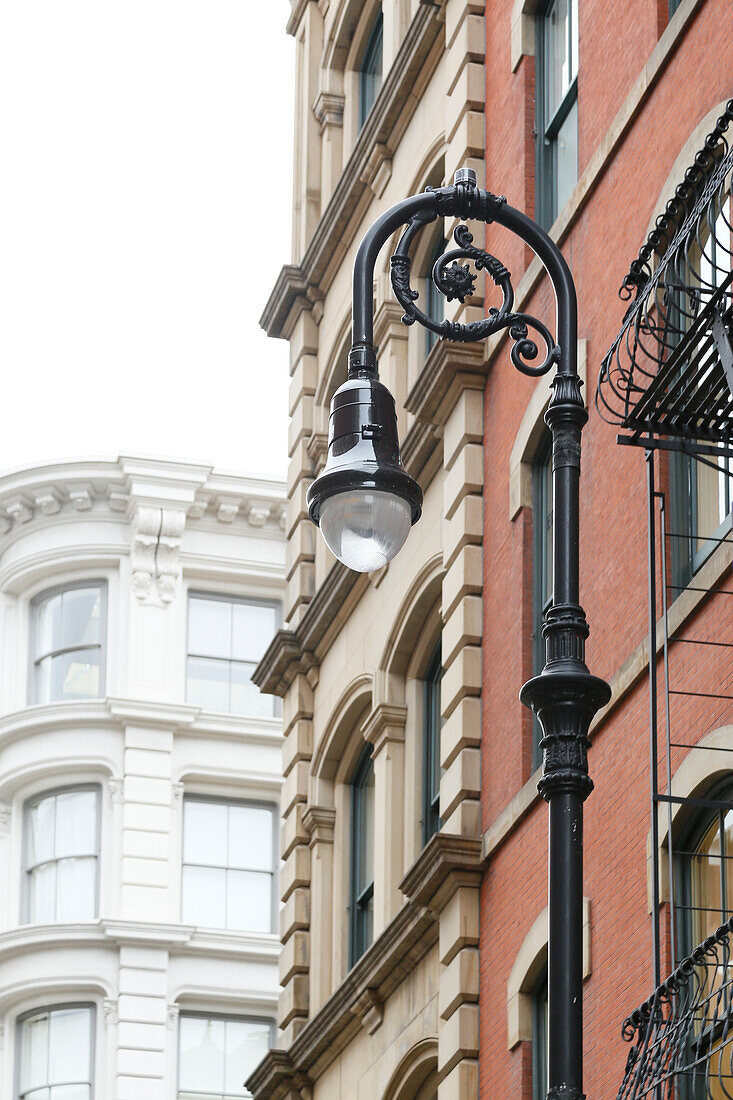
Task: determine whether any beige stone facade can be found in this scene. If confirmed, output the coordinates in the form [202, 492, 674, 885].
[249, 1, 487, 1097]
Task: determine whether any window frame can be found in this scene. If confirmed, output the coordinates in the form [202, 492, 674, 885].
[535, 0, 579, 230]
[180, 794, 278, 935]
[29, 580, 107, 705]
[349, 744, 375, 968]
[22, 783, 102, 925]
[424, 236, 447, 359]
[531, 965, 549, 1100]
[185, 590, 281, 718]
[531, 432, 553, 768]
[15, 1001, 96, 1099]
[422, 644, 442, 846]
[675, 779, 733, 961]
[357, 7, 383, 131]
[176, 1010, 275, 1100]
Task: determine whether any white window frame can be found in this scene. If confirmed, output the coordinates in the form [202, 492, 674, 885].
[22, 784, 101, 925]
[29, 580, 107, 705]
[181, 795, 278, 934]
[185, 591, 281, 718]
[176, 1010, 275, 1099]
[15, 1001, 96, 1099]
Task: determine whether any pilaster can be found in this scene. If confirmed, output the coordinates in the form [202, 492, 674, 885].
[302, 804, 336, 1011]
[363, 703, 408, 932]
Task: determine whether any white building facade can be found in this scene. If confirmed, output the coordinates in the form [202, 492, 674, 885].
[0, 456, 286, 1098]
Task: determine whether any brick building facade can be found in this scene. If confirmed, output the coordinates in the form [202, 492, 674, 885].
[250, 0, 733, 1097]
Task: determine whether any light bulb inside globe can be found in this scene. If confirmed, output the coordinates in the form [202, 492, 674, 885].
[319, 489, 412, 573]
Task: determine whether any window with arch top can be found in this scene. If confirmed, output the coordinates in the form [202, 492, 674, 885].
[349, 744, 375, 966]
[676, 779, 733, 959]
[31, 581, 106, 704]
[358, 7, 383, 131]
[23, 785, 100, 924]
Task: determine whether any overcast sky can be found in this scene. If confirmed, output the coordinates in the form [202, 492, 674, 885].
[0, 1, 294, 480]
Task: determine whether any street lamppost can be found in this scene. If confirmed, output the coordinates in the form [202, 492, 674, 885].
[306, 167, 610, 1100]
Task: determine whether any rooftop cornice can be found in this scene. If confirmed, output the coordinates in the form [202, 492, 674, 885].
[260, 2, 446, 339]
[0, 455, 286, 540]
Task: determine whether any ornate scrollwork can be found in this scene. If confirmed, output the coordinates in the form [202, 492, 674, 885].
[389, 220, 560, 376]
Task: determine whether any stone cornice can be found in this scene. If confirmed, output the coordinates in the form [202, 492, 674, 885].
[399, 832, 483, 913]
[260, 2, 446, 340]
[246, 898, 437, 1098]
[405, 341, 488, 428]
[286, 0, 309, 37]
[302, 805, 336, 844]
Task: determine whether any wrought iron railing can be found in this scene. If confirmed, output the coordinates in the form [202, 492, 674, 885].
[617, 917, 733, 1100]
[597, 100, 733, 442]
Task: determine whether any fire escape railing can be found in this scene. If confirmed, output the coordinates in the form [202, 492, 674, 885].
[617, 917, 733, 1100]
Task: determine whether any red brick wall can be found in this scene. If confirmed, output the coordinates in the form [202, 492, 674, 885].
[479, 2, 733, 1097]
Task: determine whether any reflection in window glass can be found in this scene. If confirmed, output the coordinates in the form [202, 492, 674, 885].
[425, 238, 446, 358]
[181, 799, 275, 933]
[423, 646, 442, 844]
[32, 584, 105, 703]
[19, 1005, 93, 1099]
[25, 788, 99, 924]
[536, 0, 579, 228]
[178, 1014, 271, 1100]
[186, 595, 279, 717]
[358, 8, 383, 130]
[350, 747, 375, 966]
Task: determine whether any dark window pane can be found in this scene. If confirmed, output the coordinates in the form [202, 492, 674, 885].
[358, 10, 383, 130]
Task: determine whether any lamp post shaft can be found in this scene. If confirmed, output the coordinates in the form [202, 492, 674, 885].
[327, 169, 611, 1100]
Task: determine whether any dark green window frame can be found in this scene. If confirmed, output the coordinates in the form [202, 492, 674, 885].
[358, 9, 383, 131]
[535, 0, 579, 231]
[532, 433, 553, 768]
[675, 779, 733, 962]
[349, 745, 375, 966]
[532, 966, 549, 1100]
[425, 237, 446, 358]
[423, 644, 442, 845]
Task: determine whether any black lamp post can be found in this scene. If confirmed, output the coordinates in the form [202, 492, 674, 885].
[307, 168, 610, 1100]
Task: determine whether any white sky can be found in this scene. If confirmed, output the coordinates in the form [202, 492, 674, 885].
[0, 1, 294, 481]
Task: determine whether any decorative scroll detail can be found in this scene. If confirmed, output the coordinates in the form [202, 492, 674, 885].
[616, 916, 733, 1100]
[597, 100, 733, 442]
[390, 221, 560, 377]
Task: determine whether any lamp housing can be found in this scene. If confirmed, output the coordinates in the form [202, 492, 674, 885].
[306, 374, 422, 572]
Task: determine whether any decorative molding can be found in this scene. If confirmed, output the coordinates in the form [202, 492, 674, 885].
[314, 91, 345, 132]
[102, 998, 119, 1028]
[0, 802, 10, 833]
[359, 142, 392, 198]
[400, 833, 483, 914]
[246, 898, 437, 1099]
[172, 781, 185, 804]
[130, 505, 186, 605]
[302, 805, 336, 845]
[167, 1003, 180, 1030]
[260, 2, 446, 339]
[351, 987, 383, 1034]
[5, 497, 33, 525]
[363, 704, 408, 756]
[34, 491, 62, 516]
[107, 778, 124, 806]
[69, 487, 94, 511]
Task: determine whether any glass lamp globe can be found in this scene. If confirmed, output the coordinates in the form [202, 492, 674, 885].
[319, 489, 412, 573]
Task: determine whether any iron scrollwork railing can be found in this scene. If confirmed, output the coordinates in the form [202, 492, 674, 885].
[597, 100, 733, 442]
[617, 918, 733, 1100]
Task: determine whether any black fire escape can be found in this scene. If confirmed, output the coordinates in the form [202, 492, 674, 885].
[597, 99, 733, 1100]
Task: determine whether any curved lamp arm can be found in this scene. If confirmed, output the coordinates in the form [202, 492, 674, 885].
[308, 167, 610, 1100]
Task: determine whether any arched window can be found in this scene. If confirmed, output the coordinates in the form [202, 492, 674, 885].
[424, 237, 446, 358]
[532, 432, 553, 767]
[31, 581, 106, 703]
[17, 1003, 95, 1098]
[358, 8, 383, 130]
[676, 779, 733, 958]
[349, 745, 375, 965]
[532, 966, 548, 1100]
[423, 644, 442, 844]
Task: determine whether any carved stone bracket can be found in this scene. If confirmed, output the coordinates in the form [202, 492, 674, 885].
[313, 91, 345, 132]
[302, 805, 336, 846]
[362, 704, 408, 756]
[0, 802, 11, 833]
[351, 987, 384, 1034]
[102, 998, 119, 1028]
[130, 505, 186, 605]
